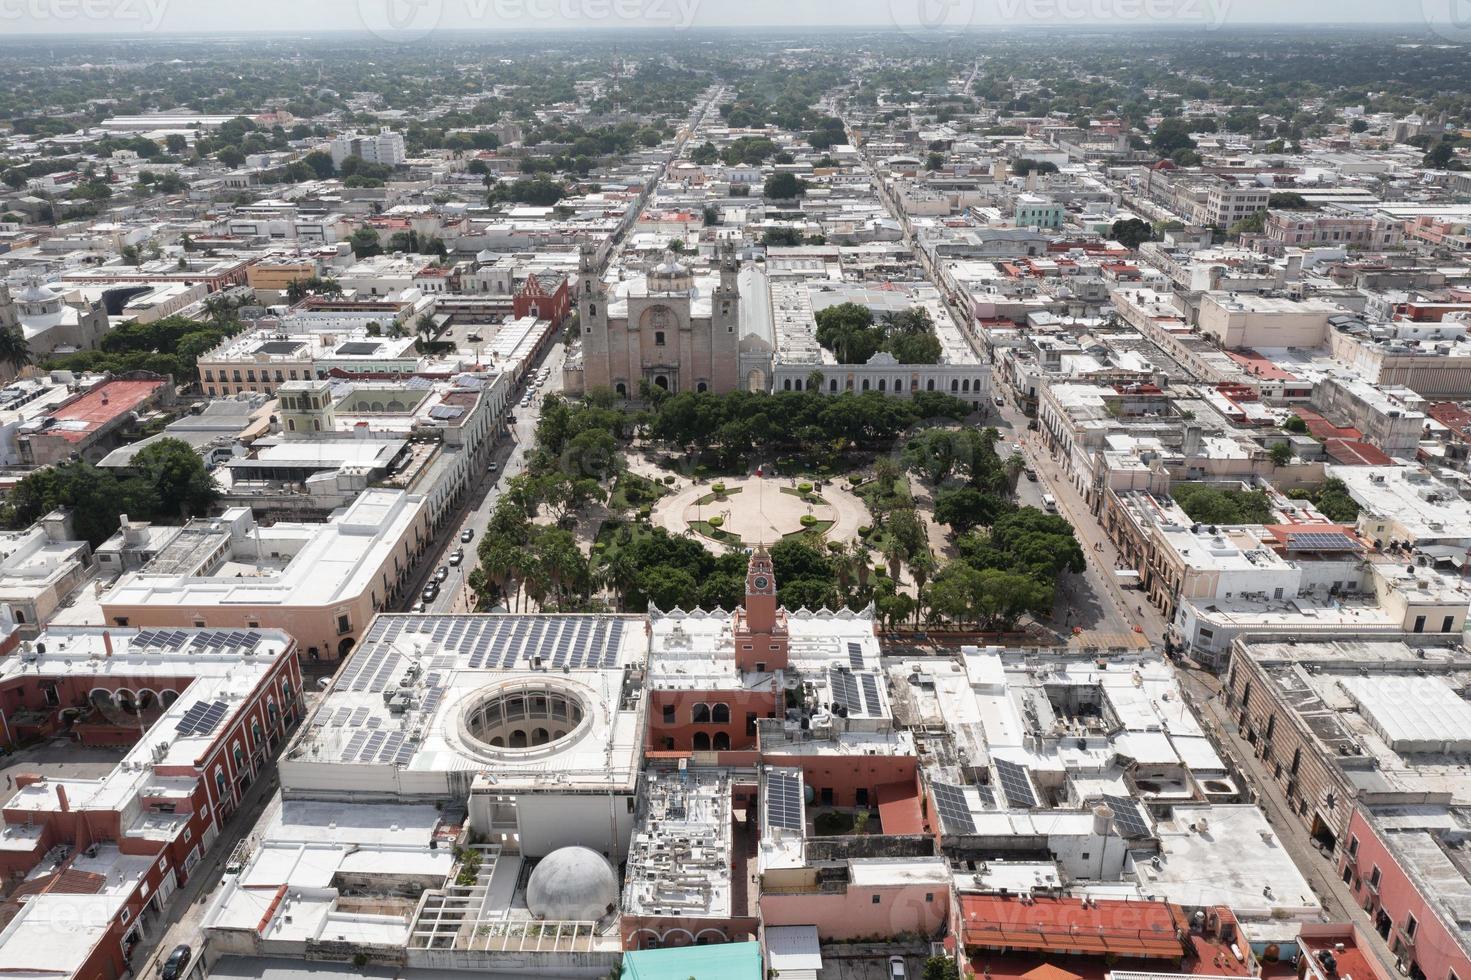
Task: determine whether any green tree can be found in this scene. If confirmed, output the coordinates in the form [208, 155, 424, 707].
[131, 438, 219, 519]
[1110, 218, 1154, 250]
[1268, 191, 1311, 209]
[349, 227, 382, 258]
[0, 326, 33, 374]
[1151, 117, 1197, 156]
[763, 171, 805, 200]
[934, 486, 1008, 533]
[302, 151, 335, 179]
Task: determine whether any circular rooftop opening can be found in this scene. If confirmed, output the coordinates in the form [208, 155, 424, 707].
[460, 681, 590, 755]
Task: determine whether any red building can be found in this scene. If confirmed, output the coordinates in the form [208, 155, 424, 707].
[0, 627, 302, 980]
[512, 271, 571, 327]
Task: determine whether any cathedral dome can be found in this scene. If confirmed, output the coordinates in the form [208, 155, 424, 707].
[525, 846, 619, 921]
[647, 250, 694, 295]
[16, 281, 58, 305]
[653, 250, 687, 276]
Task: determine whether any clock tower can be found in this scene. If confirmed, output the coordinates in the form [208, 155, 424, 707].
[734, 545, 788, 672]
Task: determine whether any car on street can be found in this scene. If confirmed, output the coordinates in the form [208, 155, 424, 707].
[1024, 466, 1038, 481]
[466, 332, 482, 342]
[460, 528, 474, 543]
[888, 956, 906, 979]
[411, 601, 426, 612]
[488, 461, 498, 472]
[435, 566, 449, 582]
[449, 549, 464, 566]
[421, 583, 439, 602]
[994, 395, 1005, 407]
[162, 945, 192, 980]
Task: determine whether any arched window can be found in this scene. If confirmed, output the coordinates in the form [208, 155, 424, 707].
[692, 732, 711, 751]
[615, 382, 627, 397]
[927, 378, 936, 391]
[711, 703, 730, 724]
[783, 379, 792, 391]
[696, 381, 708, 393]
[877, 379, 886, 392]
[712, 732, 731, 750]
[861, 379, 870, 391]
[287, 418, 295, 431]
[962, 379, 970, 393]
[691, 703, 711, 724]
[894, 379, 903, 392]
[950, 379, 959, 392]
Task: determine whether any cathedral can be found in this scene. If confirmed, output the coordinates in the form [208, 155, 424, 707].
[566, 244, 774, 397]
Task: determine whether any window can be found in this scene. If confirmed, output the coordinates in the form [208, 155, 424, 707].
[1444, 615, 1456, 633]
[662, 704, 675, 724]
[114, 617, 129, 627]
[337, 614, 351, 634]
[1405, 913, 1418, 939]
[691, 704, 711, 724]
[654, 330, 665, 346]
[871, 895, 881, 904]
[1349, 834, 1359, 857]
[712, 703, 730, 724]
[1370, 865, 1382, 889]
[1414, 615, 1426, 633]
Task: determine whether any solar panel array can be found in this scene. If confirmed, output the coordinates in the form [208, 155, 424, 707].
[828, 667, 882, 716]
[176, 699, 228, 737]
[994, 758, 1039, 809]
[766, 770, 803, 831]
[829, 668, 862, 714]
[132, 628, 262, 654]
[932, 782, 976, 834]
[1104, 795, 1152, 839]
[1286, 531, 1359, 551]
[847, 642, 864, 668]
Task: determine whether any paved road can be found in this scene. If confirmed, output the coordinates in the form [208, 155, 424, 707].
[126, 751, 291, 980]
[408, 341, 569, 615]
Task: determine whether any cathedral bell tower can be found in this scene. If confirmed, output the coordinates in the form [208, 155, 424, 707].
[734, 545, 788, 673]
[578, 241, 612, 392]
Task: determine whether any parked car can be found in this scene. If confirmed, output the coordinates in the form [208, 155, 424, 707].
[466, 332, 482, 342]
[888, 956, 906, 979]
[410, 601, 426, 613]
[435, 566, 449, 583]
[994, 394, 1005, 407]
[162, 945, 192, 980]
[488, 461, 498, 472]
[460, 528, 475, 543]
[421, 583, 439, 602]
[448, 549, 464, 567]
[1024, 466, 1038, 482]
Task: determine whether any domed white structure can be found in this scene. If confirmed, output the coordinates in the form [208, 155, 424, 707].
[525, 846, 619, 921]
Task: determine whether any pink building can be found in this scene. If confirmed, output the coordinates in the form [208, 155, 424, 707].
[1338, 807, 1471, 980]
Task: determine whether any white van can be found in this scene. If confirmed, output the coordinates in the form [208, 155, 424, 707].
[1042, 493, 1057, 513]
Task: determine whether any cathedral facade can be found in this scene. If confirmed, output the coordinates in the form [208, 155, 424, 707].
[573, 244, 747, 397]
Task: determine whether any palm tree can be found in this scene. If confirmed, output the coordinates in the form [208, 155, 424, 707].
[203, 294, 238, 329]
[0, 326, 33, 375]
[908, 550, 937, 627]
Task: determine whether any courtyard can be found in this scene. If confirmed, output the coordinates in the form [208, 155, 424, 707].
[650, 474, 871, 549]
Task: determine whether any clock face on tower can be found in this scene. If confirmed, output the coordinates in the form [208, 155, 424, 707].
[753, 575, 770, 591]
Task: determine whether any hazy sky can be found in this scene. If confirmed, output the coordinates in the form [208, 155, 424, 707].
[0, 0, 1451, 36]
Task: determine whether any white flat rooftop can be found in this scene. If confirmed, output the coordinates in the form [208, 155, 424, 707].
[282, 613, 646, 795]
